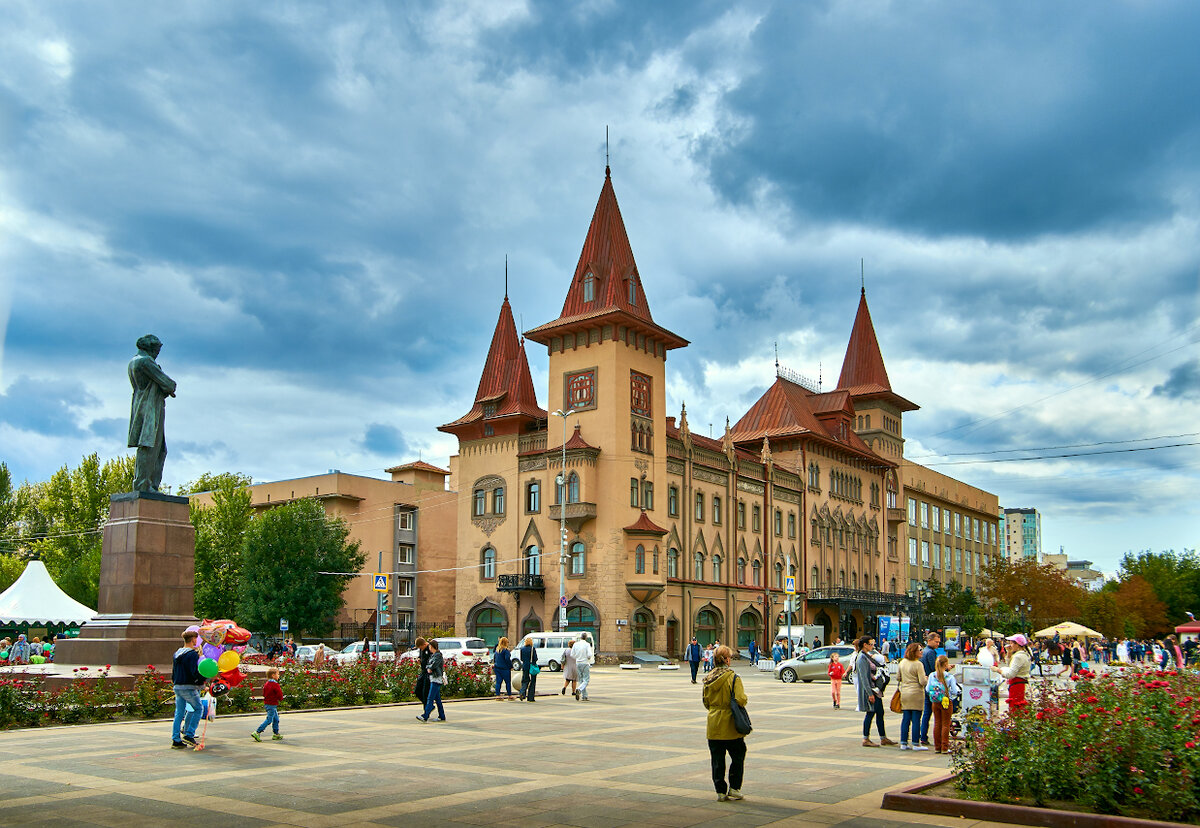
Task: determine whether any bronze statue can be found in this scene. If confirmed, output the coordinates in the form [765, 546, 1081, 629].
[127, 334, 177, 492]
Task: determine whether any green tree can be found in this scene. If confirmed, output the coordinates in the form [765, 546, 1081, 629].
[238, 498, 364, 637]
[963, 605, 985, 637]
[181, 473, 253, 620]
[1118, 549, 1200, 626]
[28, 453, 135, 608]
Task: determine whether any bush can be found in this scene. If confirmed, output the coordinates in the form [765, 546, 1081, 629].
[953, 667, 1200, 822]
[127, 666, 173, 719]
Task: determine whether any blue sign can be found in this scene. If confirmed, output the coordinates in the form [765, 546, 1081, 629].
[878, 615, 892, 643]
[279, 618, 288, 632]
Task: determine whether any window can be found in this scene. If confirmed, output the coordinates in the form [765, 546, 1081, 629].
[954, 512, 961, 537]
[396, 577, 413, 598]
[788, 512, 796, 538]
[712, 555, 722, 582]
[566, 369, 595, 410]
[887, 485, 897, 509]
[695, 609, 720, 647]
[774, 562, 783, 588]
[694, 552, 704, 581]
[712, 495, 721, 524]
[943, 508, 951, 534]
[954, 547, 962, 572]
[974, 518, 981, 542]
[921, 540, 930, 568]
[493, 487, 505, 514]
[752, 560, 762, 586]
[826, 567, 832, 587]
[945, 545, 952, 571]
[851, 571, 858, 589]
[642, 481, 653, 511]
[890, 577, 897, 593]
[909, 538, 918, 566]
[567, 472, 580, 504]
[526, 545, 540, 576]
[398, 544, 414, 564]
[635, 544, 646, 575]
[668, 486, 679, 517]
[473, 489, 486, 517]
[695, 492, 704, 522]
[875, 574, 880, 591]
[737, 557, 746, 584]
[571, 541, 585, 575]
[526, 481, 540, 513]
[965, 550, 972, 574]
[737, 501, 746, 529]
[908, 498, 916, 526]
[931, 507, 940, 533]
[920, 502, 929, 529]
[653, 547, 659, 574]
[630, 371, 652, 417]
[630, 478, 640, 507]
[810, 566, 819, 590]
[774, 509, 783, 536]
[667, 548, 678, 578]
[933, 543, 941, 569]
[839, 569, 846, 587]
[480, 547, 495, 579]
[628, 276, 638, 305]
[397, 511, 414, 531]
[582, 271, 595, 302]
[752, 504, 761, 532]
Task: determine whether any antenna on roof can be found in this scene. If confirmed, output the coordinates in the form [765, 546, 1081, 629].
[861, 258, 865, 294]
[774, 341, 779, 376]
[605, 125, 610, 177]
[819, 362, 823, 392]
[505, 254, 509, 300]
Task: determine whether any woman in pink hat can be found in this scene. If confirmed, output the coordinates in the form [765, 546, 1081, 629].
[992, 634, 1032, 712]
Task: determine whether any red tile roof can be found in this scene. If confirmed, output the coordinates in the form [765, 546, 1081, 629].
[835, 289, 918, 412]
[563, 424, 597, 451]
[440, 297, 546, 432]
[385, 460, 450, 475]
[623, 510, 669, 536]
[525, 169, 687, 349]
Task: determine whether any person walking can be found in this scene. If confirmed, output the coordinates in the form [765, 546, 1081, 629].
[493, 637, 514, 698]
[703, 644, 714, 673]
[827, 652, 845, 709]
[171, 630, 206, 749]
[415, 640, 446, 722]
[917, 631, 940, 748]
[702, 645, 748, 802]
[926, 655, 960, 754]
[685, 636, 702, 683]
[748, 639, 759, 666]
[519, 636, 539, 702]
[771, 639, 784, 666]
[898, 642, 929, 751]
[857, 636, 895, 747]
[414, 637, 431, 706]
[991, 633, 1032, 713]
[571, 633, 594, 700]
[251, 667, 284, 741]
[313, 643, 326, 670]
[560, 638, 578, 697]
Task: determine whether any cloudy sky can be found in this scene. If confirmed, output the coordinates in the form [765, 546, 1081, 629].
[1, 1, 1197, 573]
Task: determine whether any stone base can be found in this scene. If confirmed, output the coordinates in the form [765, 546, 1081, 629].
[52, 614, 199, 670]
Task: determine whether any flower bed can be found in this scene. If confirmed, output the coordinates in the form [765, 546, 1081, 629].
[0, 659, 494, 729]
[951, 667, 1200, 824]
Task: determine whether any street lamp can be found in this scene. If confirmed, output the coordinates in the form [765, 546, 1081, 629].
[552, 408, 576, 633]
[1017, 599, 1029, 635]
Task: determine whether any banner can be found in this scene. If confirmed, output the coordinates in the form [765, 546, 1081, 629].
[944, 626, 961, 655]
[899, 616, 911, 644]
[877, 615, 892, 644]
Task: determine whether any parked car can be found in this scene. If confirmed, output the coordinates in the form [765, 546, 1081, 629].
[509, 632, 593, 672]
[333, 641, 396, 664]
[293, 645, 319, 663]
[775, 645, 856, 683]
[397, 637, 490, 667]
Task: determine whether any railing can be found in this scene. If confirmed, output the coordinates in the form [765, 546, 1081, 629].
[547, 501, 597, 525]
[806, 587, 901, 607]
[519, 433, 547, 454]
[497, 574, 545, 591]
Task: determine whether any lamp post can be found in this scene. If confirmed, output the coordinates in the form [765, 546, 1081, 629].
[1018, 599, 1029, 636]
[552, 408, 575, 632]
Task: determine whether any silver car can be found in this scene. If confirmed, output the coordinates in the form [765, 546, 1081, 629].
[775, 645, 856, 683]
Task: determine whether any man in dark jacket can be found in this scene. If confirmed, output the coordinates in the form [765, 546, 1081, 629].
[918, 631, 940, 747]
[414, 638, 430, 704]
[685, 637, 703, 683]
[171, 631, 207, 749]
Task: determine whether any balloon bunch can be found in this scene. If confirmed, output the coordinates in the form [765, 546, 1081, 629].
[187, 619, 252, 692]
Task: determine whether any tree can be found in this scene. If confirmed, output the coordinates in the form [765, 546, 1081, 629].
[1118, 549, 1200, 627]
[978, 556, 1085, 631]
[963, 605, 985, 637]
[181, 472, 253, 620]
[238, 498, 364, 637]
[1112, 575, 1170, 638]
[1080, 590, 1121, 638]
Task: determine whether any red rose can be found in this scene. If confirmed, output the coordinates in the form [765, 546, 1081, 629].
[1133, 787, 1144, 795]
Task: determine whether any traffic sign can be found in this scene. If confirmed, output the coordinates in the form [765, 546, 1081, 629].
[559, 596, 568, 607]
[279, 618, 288, 632]
[372, 573, 389, 592]
[785, 575, 796, 595]
[559, 606, 567, 626]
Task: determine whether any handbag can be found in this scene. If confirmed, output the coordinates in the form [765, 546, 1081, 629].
[729, 675, 752, 735]
[889, 688, 903, 714]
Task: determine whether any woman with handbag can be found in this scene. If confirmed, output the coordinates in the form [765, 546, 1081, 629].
[702, 645, 748, 802]
[519, 636, 539, 702]
[897, 641, 929, 751]
[856, 637, 896, 748]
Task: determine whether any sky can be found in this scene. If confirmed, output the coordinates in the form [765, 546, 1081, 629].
[1, 1, 1197, 574]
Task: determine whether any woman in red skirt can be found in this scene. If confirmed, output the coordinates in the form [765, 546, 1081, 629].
[992, 633, 1032, 713]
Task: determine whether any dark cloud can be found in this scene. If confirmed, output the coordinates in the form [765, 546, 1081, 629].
[1153, 359, 1200, 400]
[360, 423, 409, 458]
[0, 376, 96, 437]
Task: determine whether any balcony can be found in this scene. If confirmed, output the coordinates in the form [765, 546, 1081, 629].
[548, 501, 597, 532]
[807, 587, 900, 608]
[886, 507, 905, 524]
[497, 574, 544, 592]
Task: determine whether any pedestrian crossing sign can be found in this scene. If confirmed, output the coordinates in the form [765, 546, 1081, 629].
[373, 573, 389, 592]
[785, 575, 796, 595]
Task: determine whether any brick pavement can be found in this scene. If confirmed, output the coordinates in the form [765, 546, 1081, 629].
[0, 665, 1014, 828]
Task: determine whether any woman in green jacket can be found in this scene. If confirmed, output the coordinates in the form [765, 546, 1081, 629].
[702, 645, 748, 802]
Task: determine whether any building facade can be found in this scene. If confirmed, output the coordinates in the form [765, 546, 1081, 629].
[1001, 507, 1042, 561]
[192, 463, 457, 643]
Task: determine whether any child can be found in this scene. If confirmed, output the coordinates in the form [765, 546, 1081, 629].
[827, 652, 845, 709]
[926, 655, 960, 754]
[251, 667, 284, 741]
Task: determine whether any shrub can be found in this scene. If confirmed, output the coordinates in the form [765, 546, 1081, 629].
[127, 665, 173, 719]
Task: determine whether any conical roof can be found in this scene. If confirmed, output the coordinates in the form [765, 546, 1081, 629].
[836, 289, 918, 411]
[0, 560, 96, 625]
[440, 296, 545, 433]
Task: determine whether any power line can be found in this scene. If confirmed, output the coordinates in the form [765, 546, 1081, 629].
[907, 431, 1200, 459]
[917, 441, 1200, 468]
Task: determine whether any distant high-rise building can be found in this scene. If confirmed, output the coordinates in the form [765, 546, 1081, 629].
[1000, 507, 1042, 561]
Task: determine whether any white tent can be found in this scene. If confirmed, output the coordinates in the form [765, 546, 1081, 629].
[0, 560, 96, 625]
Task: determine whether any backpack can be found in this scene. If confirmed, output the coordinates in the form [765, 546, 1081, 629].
[927, 676, 948, 704]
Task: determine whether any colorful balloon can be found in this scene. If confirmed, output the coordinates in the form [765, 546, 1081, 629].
[198, 658, 219, 678]
[209, 681, 230, 697]
[202, 642, 223, 661]
[198, 619, 252, 646]
[0, 650, 8, 660]
[217, 651, 240, 672]
[218, 667, 245, 687]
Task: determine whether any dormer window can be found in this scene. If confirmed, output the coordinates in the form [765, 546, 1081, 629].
[583, 272, 595, 302]
[482, 402, 497, 418]
[628, 276, 637, 305]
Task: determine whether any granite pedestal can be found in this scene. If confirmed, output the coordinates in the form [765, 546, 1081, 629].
[53, 491, 199, 668]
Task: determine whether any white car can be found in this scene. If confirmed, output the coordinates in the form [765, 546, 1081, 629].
[398, 637, 490, 667]
[333, 641, 397, 664]
[292, 645, 319, 663]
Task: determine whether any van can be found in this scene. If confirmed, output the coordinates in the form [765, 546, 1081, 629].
[510, 631, 594, 671]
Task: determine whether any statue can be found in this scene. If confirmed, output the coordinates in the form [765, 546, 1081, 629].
[127, 334, 177, 492]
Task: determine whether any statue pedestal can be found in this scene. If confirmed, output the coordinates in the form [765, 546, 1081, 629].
[53, 491, 198, 669]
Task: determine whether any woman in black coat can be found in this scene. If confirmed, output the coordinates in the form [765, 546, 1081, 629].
[414, 637, 431, 704]
[519, 636, 538, 702]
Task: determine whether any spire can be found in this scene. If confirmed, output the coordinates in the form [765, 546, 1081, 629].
[439, 296, 545, 435]
[835, 289, 919, 412]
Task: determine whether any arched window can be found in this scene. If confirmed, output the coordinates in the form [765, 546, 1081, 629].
[737, 610, 761, 649]
[712, 554, 722, 583]
[522, 614, 542, 637]
[526, 545, 540, 576]
[567, 472, 580, 504]
[632, 609, 652, 650]
[875, 574, 880, 592]
[571, 541, 586, 575]
[810, 566, 819, 590]
[526, 480, 540, 513]
[481, 547, 496, 579]
[471, 607, 506, 647]
[752, 559, 762, 586]
[635, 544, 646, 575]
[566, 605, 598, 648]
[736, 556, 746, 584]
[695, 609, 720, 647]
[712, 495, 722, 524]
[668, 548, 679, 578]
[773, 562, 783, 588]
[694, 552, 704, 581]
[839, 569, 845, 587]
[789, 562, 797, 578]
[583, 271, 595, 302]
[825, 568, 832, 587]
[889, 577, 897, 593]
[851, 571, 858, 589]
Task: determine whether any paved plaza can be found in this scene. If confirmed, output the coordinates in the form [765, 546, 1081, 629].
[0, 665, 1016, 828]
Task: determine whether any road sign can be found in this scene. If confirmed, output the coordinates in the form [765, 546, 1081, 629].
[559, 596, 568, 607]
[559, 606, 567, 626]
[785, 575, 796, 595]
[372, 573, 389, 592]
[279, 618, 288, 632]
